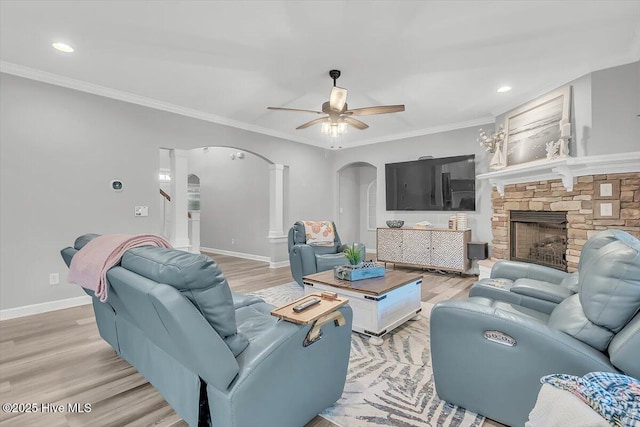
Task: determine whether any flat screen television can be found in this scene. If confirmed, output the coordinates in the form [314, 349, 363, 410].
[385, 154, 476, 211]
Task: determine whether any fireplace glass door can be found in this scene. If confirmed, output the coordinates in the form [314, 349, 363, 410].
[510, 211, 567, 271]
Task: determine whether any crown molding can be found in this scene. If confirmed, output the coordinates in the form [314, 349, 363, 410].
[0, 61, 319, 147]
[491, 53, 640, 119]
[1, 62, 522, 149]
[340, 116, 496, 149]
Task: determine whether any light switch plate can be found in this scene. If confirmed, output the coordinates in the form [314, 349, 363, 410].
[135, 206, 149, 217]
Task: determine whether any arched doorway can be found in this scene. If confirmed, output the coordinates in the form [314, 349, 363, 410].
[159, 147, 289, 266]
[189, 147, 271, 258]
[337, 162, 377, 251]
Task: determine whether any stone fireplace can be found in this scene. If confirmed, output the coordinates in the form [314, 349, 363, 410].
[487, 171, 640, 273]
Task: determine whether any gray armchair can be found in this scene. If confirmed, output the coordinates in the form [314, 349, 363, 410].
[430, 229, 640, 427]
[469, 229, 635, 314]
[288, 221, 365, 286]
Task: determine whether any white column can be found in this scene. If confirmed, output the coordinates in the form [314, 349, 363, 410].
[188, 211, 201, 254]
[268, 164, 288, 268]
[268, 164, 285, 238]
[169, 149, 191, 251]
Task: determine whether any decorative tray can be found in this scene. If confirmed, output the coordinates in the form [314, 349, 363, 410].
[334, 261, 386, 281]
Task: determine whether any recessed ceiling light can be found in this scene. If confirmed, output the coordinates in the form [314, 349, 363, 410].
[52, 42, 74, 53]
[497, 86, 512, 93]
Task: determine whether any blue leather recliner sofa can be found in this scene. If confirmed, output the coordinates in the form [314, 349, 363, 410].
[468, 229, 631, 314]
[61, 234, 353, 427]
[469, 260, 575, 314]
[430, 229, 640, 427]
[288, 221, 365, 286]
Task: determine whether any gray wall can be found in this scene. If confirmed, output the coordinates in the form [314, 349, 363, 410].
[188, 147, 270, 257]
[358, 166, 377, 251]
[338, 166, 359, 244]
[337, 163, 377, 250]
[494, 60, 640, 158]
[334, 58, 639, 253]
[570, 72, 592, 157]
[0, 74, 333, 310]
[2, 60, 637, 311]
[590, 61, 640, 155]
[334, 126, 495, 248]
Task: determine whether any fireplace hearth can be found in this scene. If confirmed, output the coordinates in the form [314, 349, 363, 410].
[510, 211, 568, 271]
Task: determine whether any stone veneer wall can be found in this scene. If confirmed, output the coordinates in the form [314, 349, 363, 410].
[491, 172, 640, 272]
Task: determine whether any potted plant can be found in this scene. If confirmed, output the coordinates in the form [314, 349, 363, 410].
[343, 244, 363, 267]
[335, 245, 385, 281]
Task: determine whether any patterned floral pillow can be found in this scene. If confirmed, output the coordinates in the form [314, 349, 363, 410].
[303, 221, 335, 247]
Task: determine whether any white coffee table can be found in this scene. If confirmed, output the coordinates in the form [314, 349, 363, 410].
[302, 269, 423, 346]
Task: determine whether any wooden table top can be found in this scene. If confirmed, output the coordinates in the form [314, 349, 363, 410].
[302, 269, 423, 296]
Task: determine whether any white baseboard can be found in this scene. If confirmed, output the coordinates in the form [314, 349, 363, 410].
[200, 247, 271, 264]
[269, 260, 290, 269]
[0, 295, 92, 321]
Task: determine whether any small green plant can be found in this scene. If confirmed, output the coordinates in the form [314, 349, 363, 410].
[343, 244, 363, 266]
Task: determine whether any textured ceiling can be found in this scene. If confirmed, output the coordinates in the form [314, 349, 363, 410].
[1, 0, 638, 148]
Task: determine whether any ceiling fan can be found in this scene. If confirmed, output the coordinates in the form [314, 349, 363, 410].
[267, 70, 405, 137]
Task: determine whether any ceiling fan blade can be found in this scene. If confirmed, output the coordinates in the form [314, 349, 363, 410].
[296, 117, 329, 130]
[267, 106, 323, 114]
[346, 105, 405, 116]
[329, 87, 347, 111]
[344, 117, 369, 130]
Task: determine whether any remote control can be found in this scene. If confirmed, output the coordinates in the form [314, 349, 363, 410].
[293, 298, 321, 313]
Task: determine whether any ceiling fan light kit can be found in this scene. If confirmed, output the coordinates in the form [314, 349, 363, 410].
[321, 120, 349, 137]
[268, 69, 405, 138]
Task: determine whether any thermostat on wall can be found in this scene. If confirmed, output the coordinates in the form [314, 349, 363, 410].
[110, 180, 123, 192]
[135, 206, 149, 217]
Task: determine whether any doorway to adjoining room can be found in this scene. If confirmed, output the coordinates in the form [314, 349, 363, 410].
[337, 162, 377, 253]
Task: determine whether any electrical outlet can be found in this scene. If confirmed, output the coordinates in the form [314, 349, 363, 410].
[49, 273, 60, 285]
[231, 238, 236, 245]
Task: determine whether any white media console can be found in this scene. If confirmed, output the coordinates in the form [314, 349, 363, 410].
[377, 227, 471, 272]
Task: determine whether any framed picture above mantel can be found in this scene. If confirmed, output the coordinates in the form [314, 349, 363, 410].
[502, 86, 572, 167]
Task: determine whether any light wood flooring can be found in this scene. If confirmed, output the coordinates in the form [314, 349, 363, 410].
[0, 254, 502, 427]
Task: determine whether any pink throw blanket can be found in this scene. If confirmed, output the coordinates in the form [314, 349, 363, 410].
[68, 234, 173, 302]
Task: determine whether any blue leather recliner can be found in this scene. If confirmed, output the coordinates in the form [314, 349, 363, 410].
[61, 234, 353, 427]
[430, 229, 640, 427]
[469, 229, 633, 314]
[288, 221, 365, 285]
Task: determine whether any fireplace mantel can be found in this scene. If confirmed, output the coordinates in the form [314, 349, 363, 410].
[477, 152, 640, 195]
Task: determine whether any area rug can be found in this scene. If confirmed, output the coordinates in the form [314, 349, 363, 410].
[250, 283, 485, 427]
